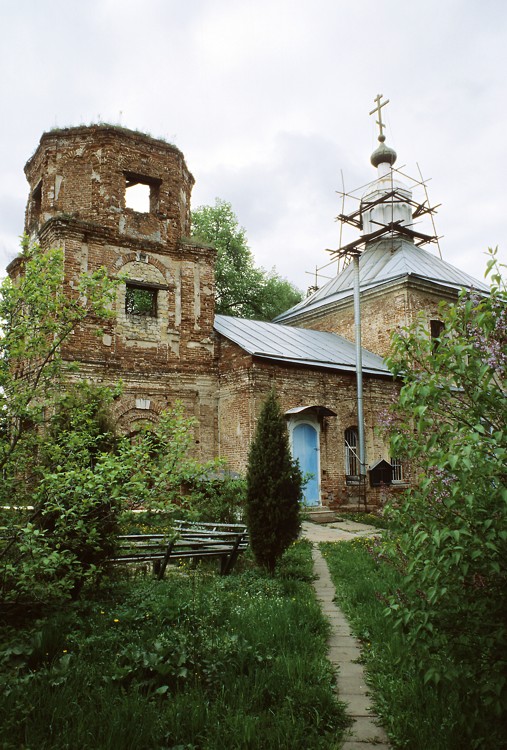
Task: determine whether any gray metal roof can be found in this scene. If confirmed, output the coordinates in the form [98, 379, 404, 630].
[275, 238, 488, 322]
[214, 315, 390, 376]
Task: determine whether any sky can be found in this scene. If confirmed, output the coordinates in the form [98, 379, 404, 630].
[1, 0, 506, 292]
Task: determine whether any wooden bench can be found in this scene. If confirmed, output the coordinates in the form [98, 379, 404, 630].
[113, 520, 248, 578]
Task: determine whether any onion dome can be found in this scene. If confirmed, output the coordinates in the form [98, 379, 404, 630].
[370, 134, 397, 168]
[362, 133, 411, 237]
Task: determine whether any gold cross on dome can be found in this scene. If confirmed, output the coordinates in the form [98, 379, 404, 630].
[369, 94, 390, 138]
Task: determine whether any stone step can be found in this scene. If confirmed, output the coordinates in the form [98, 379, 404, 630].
[305, 508, 337, 524]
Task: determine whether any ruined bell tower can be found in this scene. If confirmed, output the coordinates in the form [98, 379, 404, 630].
[17, 125, 218, 453]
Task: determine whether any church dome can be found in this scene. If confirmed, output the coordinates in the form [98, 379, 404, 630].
[370, 134, 397, 168]
[361, 134, 412, 237]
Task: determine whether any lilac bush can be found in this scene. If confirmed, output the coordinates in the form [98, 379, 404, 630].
[384, 248, 506, 743]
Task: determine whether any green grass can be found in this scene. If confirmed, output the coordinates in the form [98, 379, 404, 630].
[0, 541, 349, 750]
[334, 511, 388, 529]
[321, 538, 504, 750]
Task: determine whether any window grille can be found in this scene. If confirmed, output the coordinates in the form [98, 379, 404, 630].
[345, 427, 359, 476]
[391, 457, 405, 482]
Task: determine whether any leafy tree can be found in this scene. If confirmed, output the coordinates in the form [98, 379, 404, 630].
[383, 248, 507, 741]
[0, 398, 220, 605]
[260, 273, 305, 322]
[0, 238, 117, 484]
[246, 390, 302, 573]
[0, 241, 119, 603]
[191, 198, 302, 320]
[182, 473, 246, 524]
[0, 241, 218, 605]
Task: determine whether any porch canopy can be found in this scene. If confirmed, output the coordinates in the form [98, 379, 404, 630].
[284, 405, 337, 420]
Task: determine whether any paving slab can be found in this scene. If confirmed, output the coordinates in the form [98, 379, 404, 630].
[345, 716, 389, 743]
[308, 534, 391, 749]
[302, 519, 381, 543]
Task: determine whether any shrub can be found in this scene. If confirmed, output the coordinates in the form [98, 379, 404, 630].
[186, 473, 246, 523]
[0, 402, 216, 606]
[383, 249, 507, 743]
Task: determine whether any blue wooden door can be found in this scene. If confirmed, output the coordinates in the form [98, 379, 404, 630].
[292, 423, 319, 506]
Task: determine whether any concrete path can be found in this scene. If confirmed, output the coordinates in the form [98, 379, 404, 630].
[302, 519, 382, 543]
[304, 522, 391, 749]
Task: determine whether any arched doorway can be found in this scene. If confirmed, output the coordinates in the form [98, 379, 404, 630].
[291, 422, 320, 506]
[285, 405, 337, 508]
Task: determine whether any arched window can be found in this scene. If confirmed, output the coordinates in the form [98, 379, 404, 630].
[345, 427, 359, 477]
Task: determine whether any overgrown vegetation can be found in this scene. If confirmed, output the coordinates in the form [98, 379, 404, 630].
[322, 539, 481, 750]
[191, 198, 302, 320]
[0, 241, 246, 607]
[179, 473, 246, 524]
[0, 398, 233, 606]
[335, 511, 388, 529]
[0, 542, 350, 750]
[0, 239, 117, 482]
[376, 248, 506, 747]
[246, 390, 302, 573]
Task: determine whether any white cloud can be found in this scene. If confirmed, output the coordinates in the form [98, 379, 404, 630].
[0, 0, 505, 292]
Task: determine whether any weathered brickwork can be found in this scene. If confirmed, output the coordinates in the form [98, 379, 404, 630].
[14, 125, 445, 508]
[282, 280, 458, 358]
[19, 126, 218, 463]
[217, 336, 403, 508]
[24, 125, 193, 246]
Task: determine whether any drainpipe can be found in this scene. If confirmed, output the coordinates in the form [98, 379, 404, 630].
[353, 253, 366, 478]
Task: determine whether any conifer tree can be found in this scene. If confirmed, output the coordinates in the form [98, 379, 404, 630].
[246, 390, 302, 573]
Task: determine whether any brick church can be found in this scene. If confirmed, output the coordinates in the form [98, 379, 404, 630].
[11, 118, 486, 508]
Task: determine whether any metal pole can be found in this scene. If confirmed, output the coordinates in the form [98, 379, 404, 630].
[352, 253, 366, 477]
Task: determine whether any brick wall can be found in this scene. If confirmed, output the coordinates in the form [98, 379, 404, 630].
[18, 125, 219, 463]
[24, 125, 193, 248]
[217, 335, 401, 507]
[15, 124, 420, 506]
[282, 279, 458, 358]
